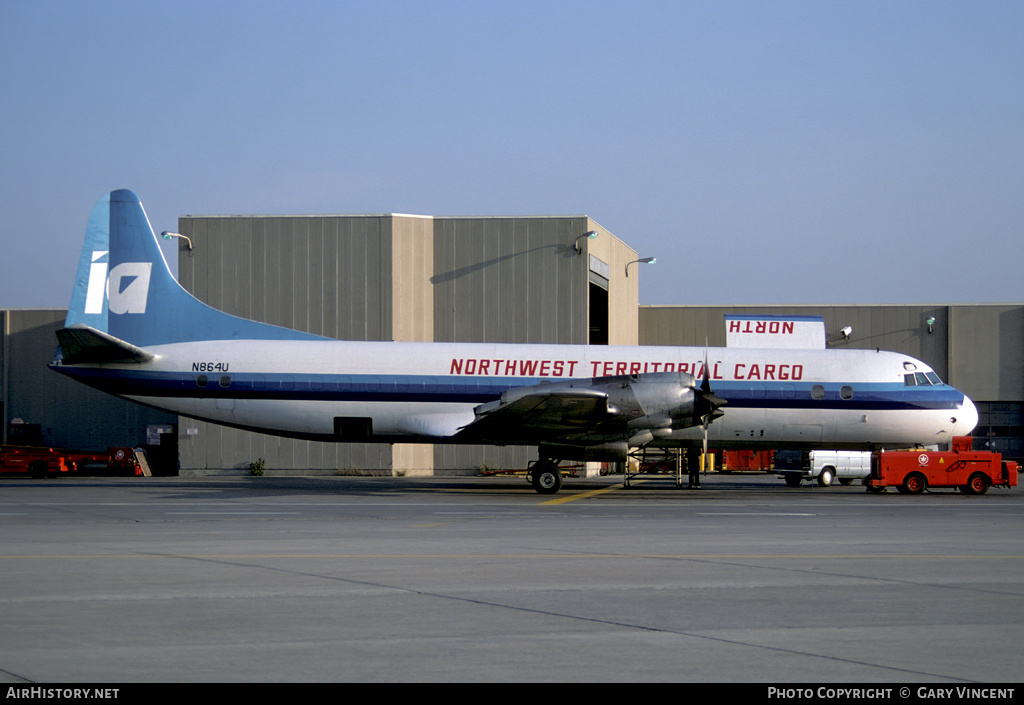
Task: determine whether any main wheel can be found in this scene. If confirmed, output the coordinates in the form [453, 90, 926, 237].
[531, 462, 562, 495]
[964, 472, 990, 495]
[817, 467, 835, 487]
[902, 472, 927, 494]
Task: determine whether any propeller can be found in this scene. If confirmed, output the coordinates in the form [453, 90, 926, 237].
[693, 350, 727, 466]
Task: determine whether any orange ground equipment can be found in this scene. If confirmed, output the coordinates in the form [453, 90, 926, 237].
[0, 445, 143, 477]
[719, 449, 774, 473]
[866, 437, 1018, 495]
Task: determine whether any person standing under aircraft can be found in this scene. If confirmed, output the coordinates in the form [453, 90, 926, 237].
[686, 450, 701, 489]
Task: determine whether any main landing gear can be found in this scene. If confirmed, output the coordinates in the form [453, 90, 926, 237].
[528, 459, 562, 495]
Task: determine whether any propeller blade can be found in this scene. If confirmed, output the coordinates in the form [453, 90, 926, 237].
[693, 350, 726, 425]
[697, 345, 720, 475]
[702, 415, 709, 462]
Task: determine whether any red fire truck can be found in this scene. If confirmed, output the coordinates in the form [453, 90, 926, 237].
[866, 437, 1018, 495]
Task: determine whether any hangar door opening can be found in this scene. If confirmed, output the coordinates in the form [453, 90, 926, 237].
[589, 279, 608, 345]
[588, 254, 610, 345]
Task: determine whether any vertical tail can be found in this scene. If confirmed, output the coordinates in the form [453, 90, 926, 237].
[64, 190, 327, 347]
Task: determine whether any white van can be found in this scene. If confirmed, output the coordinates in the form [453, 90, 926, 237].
[776, 450, 872, 487]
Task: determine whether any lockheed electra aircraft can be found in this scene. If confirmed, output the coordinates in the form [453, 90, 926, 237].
[51, 190, 978, 493]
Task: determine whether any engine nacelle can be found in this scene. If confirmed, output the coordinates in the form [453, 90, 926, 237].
[598, 371, 699, 430]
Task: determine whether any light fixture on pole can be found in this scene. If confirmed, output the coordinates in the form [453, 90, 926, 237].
[625, 257, 656, 277]
[161, 231, 193, 252]
[574, 230, 598, 255]
[926, 316, 936, 334]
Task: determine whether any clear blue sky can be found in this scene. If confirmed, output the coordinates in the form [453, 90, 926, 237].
[2, 0, 1021, 309]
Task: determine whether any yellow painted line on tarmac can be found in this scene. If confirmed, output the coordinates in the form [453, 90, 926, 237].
[538, 479, 646, 505]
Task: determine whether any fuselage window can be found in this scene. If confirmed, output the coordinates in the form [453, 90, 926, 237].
[840, 385, 854, 400]
[196, 375, 208, 388]
[811, 385, 825, 399]
[219, 375, 232, 388]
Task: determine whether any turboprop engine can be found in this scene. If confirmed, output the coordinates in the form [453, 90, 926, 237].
[473, 370, 723, 435]
[467, 369, 727, 458]
[599, 371, 702, 430]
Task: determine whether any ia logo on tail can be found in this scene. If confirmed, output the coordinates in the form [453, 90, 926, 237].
[83, 251, 152, 315]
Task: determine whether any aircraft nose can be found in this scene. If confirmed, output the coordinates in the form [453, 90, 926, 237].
[953, 395, 979, 437]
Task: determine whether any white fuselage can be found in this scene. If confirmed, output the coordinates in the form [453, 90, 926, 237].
[66, 338, 978, 450]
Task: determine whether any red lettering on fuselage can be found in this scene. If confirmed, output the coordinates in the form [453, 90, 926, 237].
[450, 358, 579, 377]
[451, 357, 802, 381]
[734, 362, 803, 381]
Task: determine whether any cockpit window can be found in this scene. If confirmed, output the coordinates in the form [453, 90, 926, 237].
[905, 371, 944, 387]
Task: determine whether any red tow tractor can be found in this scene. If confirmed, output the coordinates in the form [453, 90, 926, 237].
[866, 437, 1018, 495]
[0, 445, 145, 477]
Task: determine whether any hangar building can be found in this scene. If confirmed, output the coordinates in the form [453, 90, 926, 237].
[170, 213, 640, 475]
[2, 210, 1021, 473]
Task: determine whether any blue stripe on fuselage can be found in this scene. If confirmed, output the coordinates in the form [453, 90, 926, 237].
[54, 367, 967, 411]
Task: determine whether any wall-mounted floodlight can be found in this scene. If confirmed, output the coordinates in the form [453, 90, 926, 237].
[574, 230, 598, 255]
[625, 257, 656, 277]
[161, 231, 193, 252]
[925, 316, 936, 334]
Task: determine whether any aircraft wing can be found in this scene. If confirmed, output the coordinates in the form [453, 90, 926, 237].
[466, 385, 615, 442]
[458, 371, 717, 447]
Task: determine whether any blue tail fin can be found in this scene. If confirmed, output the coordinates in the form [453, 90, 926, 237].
[65, 190, 328, 347]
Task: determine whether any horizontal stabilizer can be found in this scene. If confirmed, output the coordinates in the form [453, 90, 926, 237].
[55, 324, 155, 364]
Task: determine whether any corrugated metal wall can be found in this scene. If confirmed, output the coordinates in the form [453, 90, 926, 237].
[179, 216, 397, 341]
[175, 215, 403, 473]
[431, 217, 591, 344]
[430, 216, 593, 471]
[949, 305, 1024, 401]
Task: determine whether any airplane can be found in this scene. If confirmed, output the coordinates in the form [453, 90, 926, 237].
[50, 190, 979, 493]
